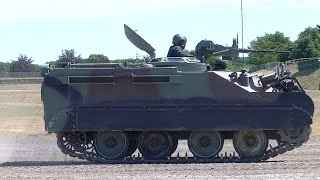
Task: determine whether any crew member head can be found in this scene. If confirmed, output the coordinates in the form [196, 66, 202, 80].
[172, 34, 187, 50]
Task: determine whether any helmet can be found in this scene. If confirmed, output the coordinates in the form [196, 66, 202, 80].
[172, 34, 187, 45]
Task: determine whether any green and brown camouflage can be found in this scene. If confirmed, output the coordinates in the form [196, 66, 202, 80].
[40, 24, 314, 163]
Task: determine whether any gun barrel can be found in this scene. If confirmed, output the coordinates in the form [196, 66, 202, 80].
[239, 49, 290, 54]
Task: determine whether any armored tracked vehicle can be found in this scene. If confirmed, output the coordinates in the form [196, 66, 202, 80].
[41, 24, 314, 163]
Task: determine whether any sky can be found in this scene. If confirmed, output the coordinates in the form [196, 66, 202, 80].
[0, 0, 319, 64]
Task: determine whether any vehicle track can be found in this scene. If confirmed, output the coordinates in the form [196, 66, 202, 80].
[1, 134, 320, 179]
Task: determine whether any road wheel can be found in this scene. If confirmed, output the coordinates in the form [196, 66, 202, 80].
[188, 131, 224, 159]
[94, 131, 128, 160]
[138, 131, 173, 160]
[233, 130, 268, 158]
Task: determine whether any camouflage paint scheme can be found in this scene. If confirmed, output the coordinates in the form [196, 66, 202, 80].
[41, 59, 314, 133]
[39, 24, 315, 162]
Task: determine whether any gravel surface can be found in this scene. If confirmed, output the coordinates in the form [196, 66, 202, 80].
[1, 134, 320, 180]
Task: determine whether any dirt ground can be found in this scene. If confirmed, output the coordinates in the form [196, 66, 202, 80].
[0, 135, 320, 179]
[0, 84, 320, 179]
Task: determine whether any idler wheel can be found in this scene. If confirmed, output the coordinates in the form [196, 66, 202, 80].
[94, 131, 128, 160]
[138, 131, 173, 160]
[188, 131, 224, 159]
[277, 126, 311, 144]
[233, 130, 268, 158]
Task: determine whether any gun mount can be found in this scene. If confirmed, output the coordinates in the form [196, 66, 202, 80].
[195, 37, 290, 63]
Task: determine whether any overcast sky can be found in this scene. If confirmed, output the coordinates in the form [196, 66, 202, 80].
[0, 0, 319, 64]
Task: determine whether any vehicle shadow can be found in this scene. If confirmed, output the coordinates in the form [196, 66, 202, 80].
[0, 159, 283, 167]
[0, 161, 94, 167]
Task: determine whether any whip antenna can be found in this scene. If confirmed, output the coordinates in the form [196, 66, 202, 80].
[241, 0, 244, 59]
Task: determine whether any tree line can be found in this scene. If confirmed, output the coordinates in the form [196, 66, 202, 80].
[248, 25, 320, 65]
[0, 25, 319, 72]
[202, 25, 320, 71]
[0, 50, 110, 72]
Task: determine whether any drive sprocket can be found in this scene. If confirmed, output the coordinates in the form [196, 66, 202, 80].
[277, 126, 311, 144]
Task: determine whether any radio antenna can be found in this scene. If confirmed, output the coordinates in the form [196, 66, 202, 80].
[241, 0, 244, 59]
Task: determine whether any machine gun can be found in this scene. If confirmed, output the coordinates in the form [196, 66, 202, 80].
[195, 37, 290, 63]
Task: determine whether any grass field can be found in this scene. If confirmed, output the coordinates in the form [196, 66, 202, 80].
[295, 69, 320, 90]
[0, 84, 319, 135]
[0, 84, 44, 134]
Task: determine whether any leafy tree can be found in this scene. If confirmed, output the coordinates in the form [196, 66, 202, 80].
[226, 57, 256, 72]
[141, 55, 150, 63]
[34, 64, 42, 71]
[112, 58, 136, 65]
[290, 25, 320, 59]
[58, 49, 83, 63]
[0, 62, 10, 72]
[10, 54, 37, 72]
[45, 61, 58, 68]
[184, 49, 196, 56]
[206, 56, 221, 66]
[248, 31, 292, 65]
[85, 54, 110, 63]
